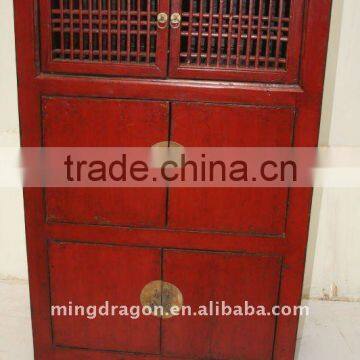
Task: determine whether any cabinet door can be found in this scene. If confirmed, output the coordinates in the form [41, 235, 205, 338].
[49, 241, 161, 353]
[169, 0, 305, 83]
[168, 102, 295, 235]
[43, 96, 168, 227]
[162, 249, 282, 359]
[40, 0, 170, 77]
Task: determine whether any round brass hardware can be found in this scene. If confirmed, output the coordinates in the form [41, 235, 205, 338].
[140, 280, 183, 319]
[157, 12, 168, 29]
[150, 141, 185, 168]
[170, 13, 181, 29]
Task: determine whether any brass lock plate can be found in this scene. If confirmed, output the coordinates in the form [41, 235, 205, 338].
[140, 280, 183, 318]
[170, 13, 181, 28]
[157, 12, 168, 29]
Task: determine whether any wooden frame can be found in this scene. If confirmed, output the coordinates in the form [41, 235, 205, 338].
[39, 0, 170, 78]
[169, 0, 306, 83]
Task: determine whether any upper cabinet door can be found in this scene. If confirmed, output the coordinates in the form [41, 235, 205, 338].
[169, 0, 305, 83]
[40, 0, 170, 77]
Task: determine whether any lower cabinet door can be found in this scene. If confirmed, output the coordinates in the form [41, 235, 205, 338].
[49, 241, 161, 354]
[162, 249, 282, 360]
[49, 241, 282, 359]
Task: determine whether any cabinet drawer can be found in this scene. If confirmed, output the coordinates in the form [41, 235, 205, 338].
[43, 96, 168, 227]
[168, 102, 295, 235]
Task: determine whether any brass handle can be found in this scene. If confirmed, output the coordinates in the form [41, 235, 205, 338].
[170, 12, 181, 29]
[157, 12, 168, 29]
[140, 280, 183, 318]
[150, 141, 184, 168]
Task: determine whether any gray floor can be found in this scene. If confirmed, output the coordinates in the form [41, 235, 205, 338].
[0, 280, 359, 359]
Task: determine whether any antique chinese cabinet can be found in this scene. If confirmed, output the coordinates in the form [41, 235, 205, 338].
[14, 0, 332, 359]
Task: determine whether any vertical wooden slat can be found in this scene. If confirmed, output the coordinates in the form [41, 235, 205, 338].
[187, 0, 195, 64]
[60, 0, 65, 58]
[265, 0, 273, 68]
[89, 0, 93, 60]
[99, 0, 103, 60]
[226, 0, 234, 66]
[146, 0, 151, 63]
[126, 0, 131, 62]
[216, 0, 224, 66]
[69, 0, 74, 59]
[206, 0, 214, 65]
[136, 0, 141, 62]
[117, 0, 121, 61]
[107, 0, 111, 61]
[196, 0, 204, 65]
[79, 0, 84, 60]
[235, 0, 243, 67]
[245, 0, 254, 67]
[255, 0, 263, 68]
[275, 0, 284, 68]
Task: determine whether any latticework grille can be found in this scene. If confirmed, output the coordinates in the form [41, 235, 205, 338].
[51, 0, 158, 64]
[180, 0, 291, 70]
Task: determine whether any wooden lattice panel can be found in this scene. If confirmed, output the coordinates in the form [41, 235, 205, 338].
[179, 0, 291, 70]
[50, 0, 158, 64]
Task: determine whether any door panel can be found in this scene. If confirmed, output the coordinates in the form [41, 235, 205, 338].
[169, 0, 305, 83]
[43, 96, 168, 227]
[162, 249, 282, 359]
[40, 0, 170, 77]
[49, 241, 161, 353]
[168, 102, 294, 235]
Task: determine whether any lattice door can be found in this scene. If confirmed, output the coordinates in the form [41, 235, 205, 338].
[40, 0, 170, 77]
[169, 0, 305, 83]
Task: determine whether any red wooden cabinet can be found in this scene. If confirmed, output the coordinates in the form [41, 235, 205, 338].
[14, 0, 332, 359]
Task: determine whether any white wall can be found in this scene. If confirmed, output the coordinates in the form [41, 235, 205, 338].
[303, 0, 360, 301]
[0, 0, 27, 280]
[0, 0, 360, 299]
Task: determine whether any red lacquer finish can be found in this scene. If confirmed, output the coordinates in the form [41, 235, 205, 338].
[49, 241, 161, 353]
[168, 102, 294, 235]
[13, 0, 333, 359]
[43, 96, 168, 227]
[162, 250, 282, 359]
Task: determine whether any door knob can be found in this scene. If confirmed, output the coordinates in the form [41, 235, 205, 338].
[157, 12, 168, 29]
[170, 13, 181, 29]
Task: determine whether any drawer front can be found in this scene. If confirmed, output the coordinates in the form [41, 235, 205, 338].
[168, 102, 295, 235]
[162, 249, 282, 359]
[43, 96, 168, 227]
[49, 241, 161, 353]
